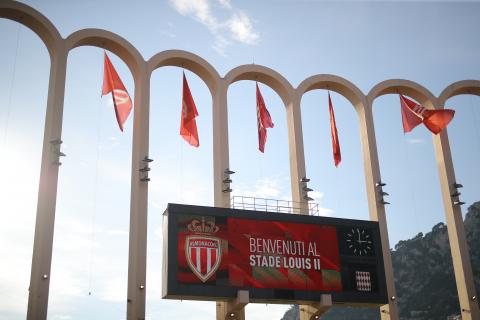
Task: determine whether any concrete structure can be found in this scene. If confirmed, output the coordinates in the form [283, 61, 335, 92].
[0, 1, 478, 320]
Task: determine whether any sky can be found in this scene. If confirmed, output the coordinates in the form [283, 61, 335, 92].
[0, 0, 479, 319]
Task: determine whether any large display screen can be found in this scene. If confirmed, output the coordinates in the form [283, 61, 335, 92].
[163, 203, 388, 305]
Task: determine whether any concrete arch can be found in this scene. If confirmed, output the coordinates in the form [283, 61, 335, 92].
[438, 80, 480, 105]
[224, 64, 295, 106]
[368, 79, 436, 108]
[65, 28, 145, 78]
[0, 0, 62, 58]
[148, 50, 221, 96]
[297, 74, 366, 111]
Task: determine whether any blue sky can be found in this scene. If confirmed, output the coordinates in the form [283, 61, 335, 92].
[0, 0, 479, 319]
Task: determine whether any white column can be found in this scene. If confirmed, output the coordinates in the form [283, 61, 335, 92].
[213, 79, 246, 320]
[213, 79, 230, 209]
[27, 45, 68, 320]
[359, 99, 399, 320]
[432, 127, 480, 320]
[286, 95, 313, 320]
[126, 63, 150, 320]
[286, 95, 308, 211]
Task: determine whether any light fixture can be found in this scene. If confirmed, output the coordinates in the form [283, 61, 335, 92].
[300, 177, 310, 183]
[314, 316, 319, 319]
[50, 139, 63, 145]
[143, 156, 154, 163]
[54, 150, 66, 157]
[376, 181, 386, 187]
[381, 200, 390, 205]
[453, 201, 465, 206]
[140, 177, 150, 182]
[391, 296, 396, 301]
[52, 161, 62, 166]
[224, 168, 235, 175]
[42, 274, 48, 279]
[380, 191, 389, 196]
[139, 285, 145, 290]
[222, 188, 232, 193]
[139, 166, 150, 172]
[304, 195, 314, 201]
[453, 182, 463, 189]
[223, 178, 232, 184]
[303, 186, 313, 192]
[450, 191, 461, 198]
[472, 295, 476, 301]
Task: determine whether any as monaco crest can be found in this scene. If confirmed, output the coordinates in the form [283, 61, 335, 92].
[185, 218, 222, 282]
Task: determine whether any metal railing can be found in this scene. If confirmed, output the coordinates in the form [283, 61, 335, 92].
[231, 196, 320, 216]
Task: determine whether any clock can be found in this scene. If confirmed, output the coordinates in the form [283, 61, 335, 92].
[345, 227, 374, 256]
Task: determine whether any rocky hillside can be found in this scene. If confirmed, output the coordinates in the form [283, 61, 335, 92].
[281, 201, 480, 320]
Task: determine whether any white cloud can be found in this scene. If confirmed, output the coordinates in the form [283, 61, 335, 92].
[407, 138, 424, 144]
[106, 229, 129, 236]
[169, 0, 259, 55]
[216, 0, 232, 9]
[226, 12, 259, 45]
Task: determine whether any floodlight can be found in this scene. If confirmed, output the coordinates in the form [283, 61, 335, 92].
[300, 177, 310, 183]
[375, 181, 386, 187]
[453, 182, 463, 189]
[224, 168, 235, 175]
[143, 156, 154, 163]
[453, 201, 465, 206]
[450, 191, 461, 198]
[50, 139, 63, 145]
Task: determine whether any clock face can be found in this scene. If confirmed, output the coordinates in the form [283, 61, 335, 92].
[346, 227, 374, 256]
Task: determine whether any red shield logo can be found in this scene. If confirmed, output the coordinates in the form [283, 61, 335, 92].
[185, 235, 222, 282]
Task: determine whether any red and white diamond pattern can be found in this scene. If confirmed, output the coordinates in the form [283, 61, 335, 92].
[356, 271, 372, 292]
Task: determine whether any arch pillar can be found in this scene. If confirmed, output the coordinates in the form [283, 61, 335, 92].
[27, 45, 68, 320]
[126, 62, 150, 320]
[215, 79, 244, 320]
[287, 95, 311, 319]
[431, 116, 480, 320]
[286, 94, 308, 213]
[213, 79, 230, 208]
[361, 98, 399, 320]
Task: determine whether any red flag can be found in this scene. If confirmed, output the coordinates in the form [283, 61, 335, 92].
[256, 83, 274, 153]
[102, 52, 132, 132]
[399, 95, 455, 135]
[328, 93, 341, 167]
[180, 72, 200, 147]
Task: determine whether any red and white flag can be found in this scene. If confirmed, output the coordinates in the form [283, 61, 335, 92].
[400, 95, 455, 135]
[329, 93, 341, 167]
[180, 72, 200, 147]
[256, 83, 274, 153]
[102, 52, 132, 132]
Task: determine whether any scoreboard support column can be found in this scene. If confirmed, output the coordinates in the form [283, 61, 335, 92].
[299, 294, 332, 320]
[217, 290, 249, 320]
